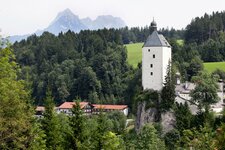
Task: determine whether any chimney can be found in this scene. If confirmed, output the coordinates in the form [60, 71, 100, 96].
[175, 72, 181, 85]
[185, 81, 188, 90]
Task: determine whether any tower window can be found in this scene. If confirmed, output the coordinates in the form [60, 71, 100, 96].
[153, 54, 155, 58]
[150, 64, 153, 68]
[151, 72, 153, 76]
[148, 49, 150, 52]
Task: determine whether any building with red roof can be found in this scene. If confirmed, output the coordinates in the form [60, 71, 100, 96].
[35, 102, 129, 116]
[57, 102, 93, 115]
[92, 104, 128, 116]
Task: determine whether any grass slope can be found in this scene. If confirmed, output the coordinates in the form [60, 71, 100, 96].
[125, 43, 143, 68]
[204, 62, 225, 73]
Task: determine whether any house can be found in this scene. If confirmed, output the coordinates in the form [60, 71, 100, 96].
[175, 81, 224, 114]
[175, 82, 195, 101]
[57, 102, 93, 115]
[57, 102, 128, 116]
[35, 102, 129, 116]
[92, 104, 128, 116]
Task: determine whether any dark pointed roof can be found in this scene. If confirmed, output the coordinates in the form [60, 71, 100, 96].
[143, 30, 171, 47]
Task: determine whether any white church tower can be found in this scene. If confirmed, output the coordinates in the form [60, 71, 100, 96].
[142, 20, 171, 91]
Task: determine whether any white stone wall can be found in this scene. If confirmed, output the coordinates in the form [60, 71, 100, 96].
[142, 46, 171, 91]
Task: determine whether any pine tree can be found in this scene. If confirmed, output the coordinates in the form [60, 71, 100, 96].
[69, 100, 86, 149]
[160, 62, 176, 112]
[174, 102, 192, 132]
[41, 90, 63, 149]
[95, 112, 113, 149]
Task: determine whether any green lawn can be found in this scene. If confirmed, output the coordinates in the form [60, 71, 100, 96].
[125, 43, 143, 68]
[204, 62, 225, 73]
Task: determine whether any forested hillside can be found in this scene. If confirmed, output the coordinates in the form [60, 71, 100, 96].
[13, 29, 132, 105]
[185, 11, 225, 62]
[185, 11, 225, 44]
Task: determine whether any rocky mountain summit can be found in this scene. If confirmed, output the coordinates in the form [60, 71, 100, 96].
[10, 8, 126, 43]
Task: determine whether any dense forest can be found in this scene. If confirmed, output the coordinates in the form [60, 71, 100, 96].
[13, 30, 133, 105]
[185, 11, 225, 44]
[185, 11, 225, 62]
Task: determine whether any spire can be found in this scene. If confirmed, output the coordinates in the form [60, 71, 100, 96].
[150, 18, 157, 31]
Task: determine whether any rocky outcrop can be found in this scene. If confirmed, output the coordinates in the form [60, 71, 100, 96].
[135, 101, 176, 134]
[135, 101, 159, 132]
[161, 111, 176, 134]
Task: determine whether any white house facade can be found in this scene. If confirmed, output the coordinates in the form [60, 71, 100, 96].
[142, 20, 171, 91]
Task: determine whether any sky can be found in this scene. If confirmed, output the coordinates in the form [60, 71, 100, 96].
[0, 0, 225, 36]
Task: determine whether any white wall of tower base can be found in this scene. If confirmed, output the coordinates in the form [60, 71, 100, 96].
[142, 46, 171, 91]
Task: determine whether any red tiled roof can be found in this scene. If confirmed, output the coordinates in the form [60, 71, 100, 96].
[92, 104, 128, 110]
[58, 102, 89, 109]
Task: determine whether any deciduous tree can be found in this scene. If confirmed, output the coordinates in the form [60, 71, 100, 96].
[190, 71, 219, 112]
[0, 41, 33, 149]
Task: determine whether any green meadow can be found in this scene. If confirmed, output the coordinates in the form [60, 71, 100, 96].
[125, 42, 143, 68]
[203, 62, 225, 73]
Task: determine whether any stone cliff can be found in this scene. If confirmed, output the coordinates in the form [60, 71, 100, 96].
[135, 101, 175, 134]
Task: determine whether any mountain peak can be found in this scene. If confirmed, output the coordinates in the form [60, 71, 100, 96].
[46, 8, 86, 34]
[60, 8, 74, 16]
[53, 8, 78, 22]
[9, 10, 126, 42]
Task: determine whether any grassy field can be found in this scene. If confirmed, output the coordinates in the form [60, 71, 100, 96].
[204, 62, 225, 73]
[125, 43, 143, 68]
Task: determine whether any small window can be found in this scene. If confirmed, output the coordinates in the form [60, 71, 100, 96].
[150, 64, 153, 68]
[153, 54, 155, 58]
[148, 49, 150, 52]
[151, 72, 153, 76]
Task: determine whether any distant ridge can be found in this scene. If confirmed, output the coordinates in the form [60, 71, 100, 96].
[9, 8, 126, 43]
